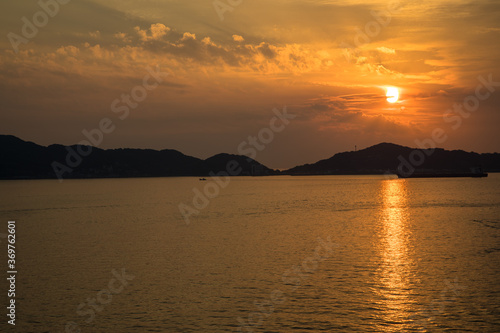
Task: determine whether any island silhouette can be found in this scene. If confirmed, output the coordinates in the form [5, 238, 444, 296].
[1, 135, 499, 180]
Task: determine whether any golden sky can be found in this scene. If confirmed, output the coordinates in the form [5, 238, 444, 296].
[1, 0, 499, 168]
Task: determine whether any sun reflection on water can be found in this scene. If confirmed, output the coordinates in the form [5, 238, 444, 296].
[376, 179, 414, 331]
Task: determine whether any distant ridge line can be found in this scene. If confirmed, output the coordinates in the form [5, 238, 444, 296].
[1, 135, 499, 179]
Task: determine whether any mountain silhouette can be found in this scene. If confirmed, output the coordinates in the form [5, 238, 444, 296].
[0, 135, 274, 180]
[285, 142, 500, 175]
[1, 136, 499, 179]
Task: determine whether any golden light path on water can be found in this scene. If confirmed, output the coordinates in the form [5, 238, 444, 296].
[376, 179, 414, 331]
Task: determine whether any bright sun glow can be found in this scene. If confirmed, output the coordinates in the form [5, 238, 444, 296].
[386, 87, 399, 103]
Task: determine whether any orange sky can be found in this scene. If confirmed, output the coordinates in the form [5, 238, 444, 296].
[1, 0, 499, 168]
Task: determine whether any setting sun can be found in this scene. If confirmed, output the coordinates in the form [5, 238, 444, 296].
[386, 87, 399, 103]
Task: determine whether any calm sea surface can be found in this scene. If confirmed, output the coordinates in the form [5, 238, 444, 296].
[1, 175, 499, 332]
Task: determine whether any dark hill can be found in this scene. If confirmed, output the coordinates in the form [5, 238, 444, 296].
[202, 153, 273, 176]
[285, 142, 500, 175]
[0, 135, 276, 180]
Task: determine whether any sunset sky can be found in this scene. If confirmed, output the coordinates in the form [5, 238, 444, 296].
[1, 0, 499, 169]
